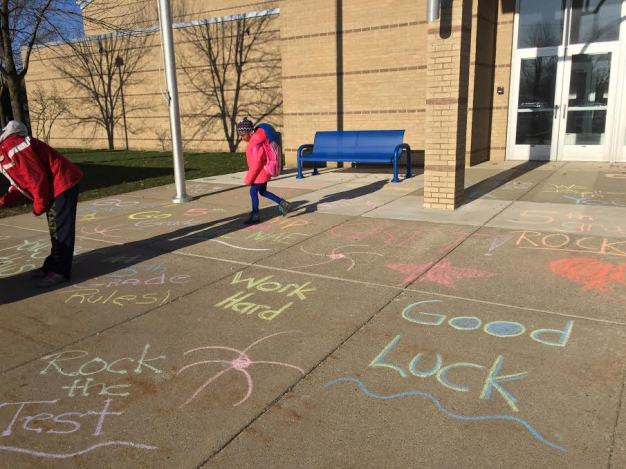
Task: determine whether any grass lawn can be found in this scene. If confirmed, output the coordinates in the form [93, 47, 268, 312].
[0, 148, 247, 218]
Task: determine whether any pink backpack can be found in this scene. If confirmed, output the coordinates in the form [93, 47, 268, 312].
[263, 140, 282, 177]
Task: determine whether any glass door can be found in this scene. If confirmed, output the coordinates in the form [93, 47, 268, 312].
[508, 0, 624, 162]
[558, 47, 618, 160]
[509, 50, 563, 160]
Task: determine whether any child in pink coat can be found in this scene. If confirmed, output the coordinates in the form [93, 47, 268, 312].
[237, 118, 291, 224]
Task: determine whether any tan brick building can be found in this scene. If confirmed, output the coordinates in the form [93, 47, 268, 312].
[25, 0, 626, 209]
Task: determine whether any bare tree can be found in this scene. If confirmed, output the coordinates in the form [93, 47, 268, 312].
[181, 11, 282, 152]
[52, 31, 150, 150]
[154, 126, 171, 151]
[0, 0, 131, 125]
[28, 83, 66, 143]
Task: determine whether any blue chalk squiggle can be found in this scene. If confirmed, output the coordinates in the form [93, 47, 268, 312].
[325, 376, 566, 453]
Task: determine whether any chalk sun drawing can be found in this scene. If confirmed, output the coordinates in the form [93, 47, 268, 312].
[0, 441, 157, 459]
[178, 331, 305, 407]
[387, 259, 497, 286]
[325, 376, 566, 453]
[292, 244, 383, 271]
[549, 257, 626, 293]
[80, 224, 125, 238]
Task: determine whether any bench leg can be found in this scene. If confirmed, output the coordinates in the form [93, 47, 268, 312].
[405, 149, 413, 179]
[296, 158, 304, 179]
[391, 158, 400, 183]
[312, 162, 319, 176]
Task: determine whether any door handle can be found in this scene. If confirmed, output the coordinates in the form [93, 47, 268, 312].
[562, 104, 567, 119]
[554, 104, 560, 119]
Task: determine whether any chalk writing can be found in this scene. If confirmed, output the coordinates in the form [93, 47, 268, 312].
[245, 231, 308, 245]
[78, 212, 103, 222]
[387, 259, 496, 286]
[292, 244, 383, 271]
[89, 273, 190, 289]
[40, 345, 165, 398]
[506, 210, 626, 236]
[562, 195, 626, 207]
[93, 198, 141, 208]
[215, 272, 315, 321]
[369, 335, 527, 412]
[606, 173, 626, 179]
[549, 257, 626, 293]
[0, 240, 87, 278]
[0, 399, 157, 458]
[178, 331, 304, 407]
[330, 220, 424, 248]
[401, 300, 573, 347]
[63, 288, 171, 307]
[515, 231, 626, 257]
[324, 377, 565, 452]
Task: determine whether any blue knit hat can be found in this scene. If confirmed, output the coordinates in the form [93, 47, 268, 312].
[236, 117, 254, 134]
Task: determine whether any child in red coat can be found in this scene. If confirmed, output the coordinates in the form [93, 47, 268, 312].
[237, 118, 291, 224]
[0, 121, 83, 287]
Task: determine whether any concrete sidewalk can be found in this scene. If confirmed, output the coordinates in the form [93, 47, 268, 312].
[0, 161, 625, 468]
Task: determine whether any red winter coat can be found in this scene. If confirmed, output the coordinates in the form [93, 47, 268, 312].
[243, 128, 271, 185]
[0, 135, 83, 216]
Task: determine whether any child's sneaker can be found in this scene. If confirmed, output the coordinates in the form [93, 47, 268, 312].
[35, 272, 68, 288]
[29, 268, 47, 279]
[244, 212, 260, 225]
[278, 200, 292, 217]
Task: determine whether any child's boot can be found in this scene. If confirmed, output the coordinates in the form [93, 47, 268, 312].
[278, 200, 292, 217]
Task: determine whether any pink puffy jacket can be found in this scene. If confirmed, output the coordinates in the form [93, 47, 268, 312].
[243, 128, 270, 185]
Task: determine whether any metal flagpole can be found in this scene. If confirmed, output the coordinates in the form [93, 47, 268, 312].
[157, 0, 191, 203]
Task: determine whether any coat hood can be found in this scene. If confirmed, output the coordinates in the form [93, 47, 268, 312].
[0, 121, 28, 143]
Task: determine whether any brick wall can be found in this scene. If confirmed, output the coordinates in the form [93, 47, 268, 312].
[423, 0, 473, 209]
[280, 0, 426, 168]
[26, 0, 514, 176]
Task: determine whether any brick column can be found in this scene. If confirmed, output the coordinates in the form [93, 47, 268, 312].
[424, 0, 474, 209]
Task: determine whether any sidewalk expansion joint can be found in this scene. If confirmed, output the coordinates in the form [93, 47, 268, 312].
[608, 365, 626, 469]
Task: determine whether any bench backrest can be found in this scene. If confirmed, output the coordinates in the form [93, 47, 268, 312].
[312, 130, 404, 159]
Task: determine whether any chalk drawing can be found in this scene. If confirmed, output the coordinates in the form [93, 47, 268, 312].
[0, 441, 158, 459]
[387, 259, 496, 286]
[209, 239, 271, 251]
[485, 234, 514, 256]
[324, 376, 566, 452]
[80, 224, 125, 238]
[178, 331, 305, 407]
[293, 244, 383, 271]
[606, 173, 626, 179]
[549, 257, 626, 293]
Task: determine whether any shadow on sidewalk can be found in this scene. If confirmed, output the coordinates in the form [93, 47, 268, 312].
[0, 178, 392, 305]
[463, 160, 549, 203]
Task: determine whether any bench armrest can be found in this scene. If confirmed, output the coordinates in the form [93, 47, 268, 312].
[297, 144, 314, 158]
[393, 143, 412, 180]
[394, 143, 411, 159]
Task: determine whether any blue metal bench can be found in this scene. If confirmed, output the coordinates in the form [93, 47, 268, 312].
[296, 130, 412, 183]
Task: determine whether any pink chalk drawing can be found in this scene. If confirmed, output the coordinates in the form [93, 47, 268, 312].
[387, 259, 497, 286]
[178, 331, 305, 408]
[549, 257, 626, 293]
[292, 244, 383, 271]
